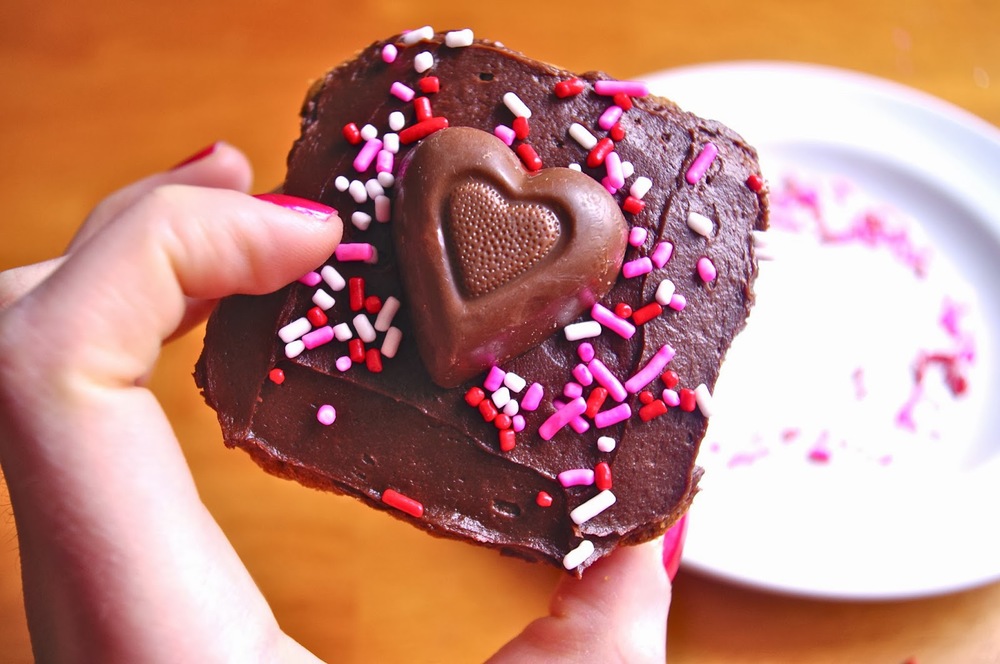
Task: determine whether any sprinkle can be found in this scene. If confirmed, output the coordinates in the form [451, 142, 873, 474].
[303, 325, 334, 350]
[342, 122, 362, 144]
[651, 241, 674, 268]
[298, 271, 321, 287]
[383, 133, 401, 154]
[381, 44, 397, 63]
[479, 399, 498, 422]
[584, 386, 608, 418]
[516, 143, 543, 171]
[679, 388, 697, 412]
[334, 175, 350, 191]
[317, 266, 344, 292]
[375, 195, 391, 223]
[332, 322, 353, 341]
[400, 25, 434, 45]
[570, 489, 616, 525]
[317, 404, 337, 426]
[594, 462, 613, 490]
[563, 540, 596, 570]
[484, 365, 506, 391]
[687, 211, 714, 237]
[598, 104, 624, 131]
[413, 51, 434, 73]
[494, 124, 516, 146]
[374, 296, 401, 331]
[558, 468, 595, 487]
[502, 91, 532, 118]
[587, 137, 615, 168]
[669, 293, 687, 311]
[503, 372, 526, 393]
[360, 124, 378, 141]
[746, 173, 765, 192]
[639, 399, 669, 421]
[366, 347, 383, 373]
[631, 302, 663, 326]
[278, 317, 312, 343]
[622, 256, 653, 279]
[268, 368, 285, 384]
[349, 338, 365, 363]
[572, 363, 594, 386]
[512, 414, 526, 432]
[577, 343, 595, 363]
[348, 277, 365, 311]
[445, 28, 474, 48]
[569, 163, 582, 172]
[685, 142, 719, 184]
[312, 289, 336, 310]
[376, 150, 394, 174]
[594, 80, 649, 97]
[335, 356, 353, 372]
[353, 314, 377, 343]
[662, 389, 680, 407]
[536, 491, 553, 507]
[399, 117, 449, 144]
[364, 179, 385, 199]
[654, 279, 676, 306]
[630, 176, 653, 199]
[512, 116, 530, 140]
[613, 92, 633, 110]
[628, 227, 648, 247]
[569, 122, 598, 150]
[390, 81, 416, 102]
[601, 176, 618, 195]
[306, 306, 328, 327]
[387, 111, 406, 132]
[697, 256, 717, 282]
[364, 295, 383, 315]
[499, 428, 516, 451]
[621, 161, 635, 178]
[563, 382, 583, 400]
[591, 303, 636, 340]
[354, 139, 383, 173]
[413, 96, 433, 122]
[465, 387, 485, 407]
[605, 151, 625, 189]
[661, 370, 679, 388]
[418, 76, 440, 93]
[588, 358, 627, 402]
[694, 383, 714, 417]
[597, 436, 617, 452]
[503, 399, 519, 416]
[539, 397, 587, 440]
[565, 320, 602, 341]
[492, 386, 513, 409]
[610, 122, 626, 142]
[351, 211, 372, 231]
[594, 402, 631, 428]
[624, 344, 677, 394]
[336, 243, 377, 263]
[381, 327, 403, 358]
[377, 171, 396, 188]
[348, 179, 368, 204]
[381, 488, 424, 518]
[285, 340, 305, 359]
[521, 382, 544, 411]
[554, 78, 586, 98]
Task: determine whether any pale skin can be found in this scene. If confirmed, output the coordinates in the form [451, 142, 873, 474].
[0, 142, 675, 662]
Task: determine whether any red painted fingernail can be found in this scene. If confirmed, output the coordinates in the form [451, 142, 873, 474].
[662, 514, 688, 581]
[169, 142, 219, 170]
[253, 193, 336, 221]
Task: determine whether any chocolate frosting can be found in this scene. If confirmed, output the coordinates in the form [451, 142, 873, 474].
[195, 31, 768, 573]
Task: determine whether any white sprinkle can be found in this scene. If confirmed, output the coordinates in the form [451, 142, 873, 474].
[336, 355, 353, 372]
[360, 123, 378, 141]
[503, 399, 519, 416]
[502, 91, 532, 118]
[312, 289, 335, 310]
[654, 279, 676, 306]
[570, 490, 617, 525]
[365, 179, 385, 199]
[377, 171, 395, 188]
[348, 179, 368, 204]
[503, 371, 527, 393]
[445, 28, 474, 47]
[388, 111, 406, 132]
[334, 175, 350, 192]
[562, 540, 596, 570]
[353, 314, 377, 343]
[284, 340, 305, 359]
[630, 176, 653, 199]
[320, 265, 346, 292]
[381, 326, 403, 358]
[687, 211, 714, 237]
[597, 436, 617, 452]
[374, 195, 391, 223]
[401, 25, 434, 45]
[491, 386, 512, 409]
[569, 122, 598, 150]
[565, 320, 602, 341]
[694, 383, 714, 418]
[333, 322, 353, 342]
[414, 51, 434, 73]
[374, 296, 401, 331]
[568, 163, 582, 172]
[383, 133, 400, 154]
[621, 161, 635, 179]
[278, 317, 312, 343]
[351, 211, 372, 231]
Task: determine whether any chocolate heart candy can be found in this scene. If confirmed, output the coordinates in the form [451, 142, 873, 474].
[393, 127, 628, 388]
[196, 31, 768, 574]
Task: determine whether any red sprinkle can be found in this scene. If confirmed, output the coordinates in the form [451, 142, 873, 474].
[349, 338, 365, 363]
[584, 386, 609, 419]
[609, 122, 626, 142]
[516, 143, 543, 171]
[418, 76, 440, 94]
[632, 302, 663, 325]
[413, 96, 433, 122]
[479, 399, 499, 423]
[639, 399, 669, 421]
[613, 93, 633, 110]
[638, 390, 655, 405]
[623, 195, 645, 215]
[306, 306, 328, 327]
[679, 388, 697, 412]
[614, 302, 633, 318]
[661, 370, 679, 389]
[536, 491, 554, 507]
[342, 122, 362, 145]
[382, 488, 424, 518]
[465, 386, 486, 407]
[499, 428, 516, 452]
[512, 116, 530, 140]
[349, 277, 365, 311]
[365, 348, 383, 373]
[746, 173, 765, 192]
[595, 461, 613, 490]
[494, 413, 513, 430]
[364, 295, 382, 315]
[399, 116, 449, 144]
[268, 368, 285, 385]
[587, 137, 615, 168]
[554, 77, 586, 98]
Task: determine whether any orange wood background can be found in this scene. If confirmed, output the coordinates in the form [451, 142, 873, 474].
[2, 1, 999, 661]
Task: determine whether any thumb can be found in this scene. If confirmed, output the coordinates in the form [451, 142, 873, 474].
[489, 535, 673, 663]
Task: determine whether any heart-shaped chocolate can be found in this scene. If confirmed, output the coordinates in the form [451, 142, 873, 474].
[393, 127, 628, 388]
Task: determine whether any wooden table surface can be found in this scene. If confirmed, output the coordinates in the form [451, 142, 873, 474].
[2, 1, 999, 662]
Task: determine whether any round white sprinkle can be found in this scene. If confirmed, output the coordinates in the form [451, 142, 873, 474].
[278, 317, 311, 343]
[351, 211, 372, 231]
[503, 399, 520, 416]
[377, 171, 396, 188]
[565, 320, 602, 341]
[374, 296, 401, 331]
[621, 161, 635, 179]
[401, 25, 434, 45]
[321, 265, 346, 291]
[381, 326, 403, 358]
[348, 179, 368, 204]
[687, 211, 714, 237]
[388, 111, 406, 132]
[414, 51, 434, 73]
[502, 91, 532, 118]
[445, 28, 474, 47]
[353, 314, 377, 343]
[503, 371, 527, 393]
[332, 322, 353, 342]
[630, 176, 653, 199]
[562, 540, 596, 570]
[284, 340, 305, 359]
[568, 163, 582, 172]
[597, 436, 617, 452]
[360, 123, 378, 141]
[365, 179, 385, 199]
[568, 122, 598, 150]
[334, 175, 350, 192]
[383, 133, 400, 154]
[570, 490, 617, 525]
[491, 386, 512, 409]
[694, 383, 714, 418]
[312, 289, 335, 310]
[374, 195, 391, 223]
[654, 279, 676, 306]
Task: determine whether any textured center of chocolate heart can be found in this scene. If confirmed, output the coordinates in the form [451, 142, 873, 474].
[448, 182, 561, 297]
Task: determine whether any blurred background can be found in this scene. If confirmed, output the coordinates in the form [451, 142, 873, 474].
[2, 0, 998, 662]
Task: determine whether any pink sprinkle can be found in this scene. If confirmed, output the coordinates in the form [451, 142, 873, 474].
[592, 303, 636, 339]
[588, 358, 627, 402]
[662, 389, 680, 407]
[354, 138, 383, 173]
[572, 363, 594, 386]
[335, 243, 377, 263]
[624, 344, 676, 394]
[685, 142, 719, 184]
[521, 382, 544, 411]
[651, 241, 674, 268]
[622, 256, 653, 279]
[668, 293, 687, 311]
[390, 81, 415, 102]
[539, 397, 588, 441]
[298, 271, 322, 286]
[493, 125, 516, 146]
[376, 149, 394, 174]
[564, 382, 583, 399]
[551, 398, 591, 435]
[335, 356, 353, 372]
[697, 256, 717, 282]
[577, 343, 595, 363]
[317, 404, 337, 426]
[594, 402, 632, 428]
[302, 326, 334, 350]
[601, 176, 619, 195]
[381, 44, 398, 63]
[594, 80, 649, 97]
[808, 447, 832, 463]
[605, 151, 625, 189]
[512, 414, 526, 432]
[484, 365, 506, 391]
[628, 227, 648, 247]
[558, 468, 595, 487]
[598, 104, 624, 130]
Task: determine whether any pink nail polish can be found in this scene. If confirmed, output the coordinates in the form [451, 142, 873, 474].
[253, 193, 336, 221]
[662, 514, 688, 581]
[169, 142, 219, 170]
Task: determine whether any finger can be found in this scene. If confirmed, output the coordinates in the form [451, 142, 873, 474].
[489, 536, 671, 663]
[0, 257, 64, 312]
[67, 141, 253, 251]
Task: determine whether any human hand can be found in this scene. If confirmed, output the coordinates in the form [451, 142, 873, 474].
[0, 142, 681, 662]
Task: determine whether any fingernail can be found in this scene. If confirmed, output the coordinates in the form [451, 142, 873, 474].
[662, 514, 688, 581]
[169, 142, 220, 170]
[253, 193, 337, 221]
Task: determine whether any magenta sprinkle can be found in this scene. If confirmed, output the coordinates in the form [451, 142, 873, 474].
[685, 142, 719, 184]
[354, 138, 383, 173]
[697, 256, 718, 282]
[381, 44, 398, 63]
[493, 125, 516, 146]
[521, 382, 544, 411]
[317, 404, 337, 426]
[577, 342, 595, 363]
[588, 358, 628, 402]
[624, 344, 676, 394]
[622, 256, 653, 279]
[302, 326, 334, 350]
[564, 381, 584, 399]
[628, 227, 648, 247]
[651, 241, 674, 268]
[594, 402, 632, 428]
[376, 149, 394, 174]
[298, 271, 322, 287]
[662, 389, 680, 407]
[668, 293, 687, 311]
[558, 468, 596, 487]
[605, 151, 625, 190]
[335, 243, 376, 263]
[569, 413, 590, 434]
[484, 365, 506, 391]
[601, 176, 618, 195]
[539, 397, 588, 441]
[572, 363, 594, 386]
[598, 104, 624, 130]
[390, 81, 415, 102]
[512, 414, 526, 432]
[594, 80, 649, 97]
[592, 302, 636, 339]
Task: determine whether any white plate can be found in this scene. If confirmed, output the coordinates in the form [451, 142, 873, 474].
[642, 62, 1000, 599]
